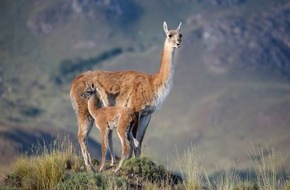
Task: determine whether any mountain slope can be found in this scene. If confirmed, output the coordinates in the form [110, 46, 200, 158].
[0, 0, 290, 173]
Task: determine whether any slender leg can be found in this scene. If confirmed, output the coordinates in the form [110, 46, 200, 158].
[99, 129, 109, 172]
[128, 126, 139, 148]
[135, 114, 151, 157]
[129, 113, 139, 158]
[114, 128, 128, 172]
[107, 129, 116, 166]
[77, 115, 94, 171]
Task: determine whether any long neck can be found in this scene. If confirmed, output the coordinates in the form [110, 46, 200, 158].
[87, 94, 100, 115]
[155, 40, 175, 84]
[150, 40, 176, 109]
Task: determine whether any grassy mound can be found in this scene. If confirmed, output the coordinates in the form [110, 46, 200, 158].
[0, 138, 183, 190]
[1, 138, 289, 190]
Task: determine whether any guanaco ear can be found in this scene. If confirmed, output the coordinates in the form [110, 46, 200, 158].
[176, 22, 182, 32]
[163, 21, 169, 34]
[80, 92, 86, 99]
[85, 81, 89, 88]
[91, 83, 95, 89]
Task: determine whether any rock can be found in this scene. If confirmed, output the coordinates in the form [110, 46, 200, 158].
[186, 2, 290, 76]
[27, 0, 142, 35]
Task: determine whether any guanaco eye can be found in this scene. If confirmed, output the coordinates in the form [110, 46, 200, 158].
[179, 34, 182, 38]
[168, 34, 173, 38]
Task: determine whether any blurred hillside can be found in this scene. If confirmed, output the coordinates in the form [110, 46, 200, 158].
[0, 0, 290, 173]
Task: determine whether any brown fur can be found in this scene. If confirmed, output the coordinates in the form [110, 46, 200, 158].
[81, 83, 138, 172]
[70, 22, 182, 170]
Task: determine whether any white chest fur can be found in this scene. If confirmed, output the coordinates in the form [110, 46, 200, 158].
[153, 72, 173, 110]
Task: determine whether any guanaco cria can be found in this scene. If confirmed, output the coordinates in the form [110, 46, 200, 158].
[81, 82, 138, 172]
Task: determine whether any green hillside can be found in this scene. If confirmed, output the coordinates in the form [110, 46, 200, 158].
[0, 0, 290, 175]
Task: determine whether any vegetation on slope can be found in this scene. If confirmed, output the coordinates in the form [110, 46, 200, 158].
[1, 138, 289, 190]
[1, 138, 182, 190]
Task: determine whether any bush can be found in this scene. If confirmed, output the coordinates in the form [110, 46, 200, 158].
[57, 172, 129, 190]
[57, 172, 104, 190]
[4, 138, 81, 190]
[122, 156, 183, 187]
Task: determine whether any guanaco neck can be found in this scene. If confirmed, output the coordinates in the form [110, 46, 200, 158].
[87, 93, 102, 116]
[154, 40, 175, 85]
[151, 39, 175, 109]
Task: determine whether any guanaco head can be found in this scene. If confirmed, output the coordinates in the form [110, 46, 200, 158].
[163, 21, 182, 48]
[81, 82, 96, 99]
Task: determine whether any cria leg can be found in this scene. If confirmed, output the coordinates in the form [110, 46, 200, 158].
[127, 125, 139, 148]
[114, 128, 129, 172]
[107, 129, 116, 166]
[99, 129, 110, 172]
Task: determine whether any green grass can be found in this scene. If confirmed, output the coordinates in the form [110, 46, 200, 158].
[2, 137, 81, 190]
[1, 137, 289, 190]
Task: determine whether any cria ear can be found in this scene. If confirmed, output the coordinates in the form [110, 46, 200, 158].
[94, 84, 100, 91]
[163, 21, 169, 34]
[176, 22, 182, 32]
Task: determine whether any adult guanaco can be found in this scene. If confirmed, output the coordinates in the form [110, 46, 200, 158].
[70, 22, 182, 171]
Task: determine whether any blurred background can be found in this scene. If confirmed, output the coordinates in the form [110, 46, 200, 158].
[0, 0, 289, 174]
